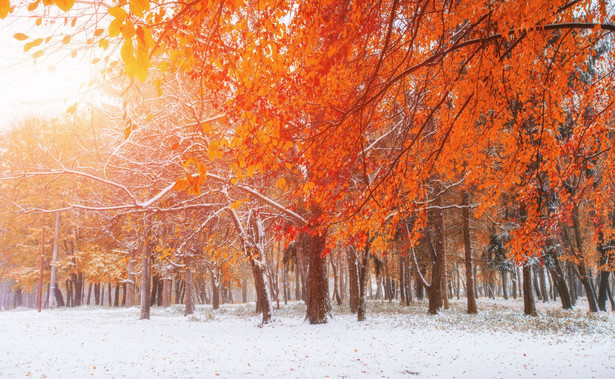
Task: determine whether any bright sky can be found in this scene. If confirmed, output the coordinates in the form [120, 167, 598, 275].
[0, 10, 97, 131]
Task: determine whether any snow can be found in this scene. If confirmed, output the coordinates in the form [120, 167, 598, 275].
[0, 298, 614, 378]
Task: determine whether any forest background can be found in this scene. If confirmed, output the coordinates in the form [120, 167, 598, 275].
[0, 0, 615, 326]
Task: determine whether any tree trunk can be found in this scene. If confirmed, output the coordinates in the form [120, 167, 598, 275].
[404, 255, 412, 305]
[347, 247, 359, 313]
[427, 194, 445, 315]
[462, 191, 477, 314]
[162, 266, 171, 308]
[211, 272, 220, 310]
[126, 252, 136, 307]
[94, 283, 100, 306]
[597, 232, 610, 311]
[357, 244, 371, 322]
[501, 270, 509, 300]
[49, 212, 61, 308]
[537, 265, 548, 303]
[140, 217, 151, 320]
[567, 262, 577, 306]
[330, 252, 342, 306]
[576, 262, 599, 312]
[150, 275, 159, 306]
[114, 285, 120, 307]
[184, 257, 194, 316]
[548, 257, 572, 310]
[523, 264, 537, 316]
[306, 230, 330, 324]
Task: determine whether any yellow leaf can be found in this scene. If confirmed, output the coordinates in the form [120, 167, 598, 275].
[246, 164, 256, 178]
[98, 38, 109, 50]
[0, 0, 10, 18]
[62, 35, 71, 44]
[130, 0, 149, 17]
[35, 17, 42, 26]
[55, 0, 74, 12]
[109, 18, 122, 37]
[121, 40, 138, 78]
[230, 199, 244, 210]
[27, 1, 38, 11]
[24, 38, 42, 52]
[108, 6, 127, 20]
[71, 50, 77, 58]
[94, 28, 104, 37]
[66, 103, 77, 114]
[13, 33, 28, 41]
[275, 177, 286, 189]
[136, 25, 154, 49]
[120, 19, 135, 39]
[32, 50, 44, 59]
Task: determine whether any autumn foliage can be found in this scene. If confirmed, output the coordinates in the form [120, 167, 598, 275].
[1, 0, 615, 320]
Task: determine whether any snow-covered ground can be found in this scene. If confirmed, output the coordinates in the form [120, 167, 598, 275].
[0, 298, 613, 378]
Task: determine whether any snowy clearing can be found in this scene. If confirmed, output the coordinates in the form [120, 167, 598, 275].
[0, 298, 614, 378]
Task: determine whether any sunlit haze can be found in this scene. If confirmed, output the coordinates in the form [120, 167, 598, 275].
[0, 13, 94, 130]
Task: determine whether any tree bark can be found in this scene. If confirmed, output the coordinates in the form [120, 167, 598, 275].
[162, 266, 171, 308]
[306, 230, 330, 324]
[184, 257, 194, 316]
[330, 252, 342, 306]
[523, 264, 537, 316]
[577, 262, 599, 312]
[427, 194, 445, 315]
[357, 243, 371, 322]
[125, 251, 136, 307]
[140, 217, 151, 320]
[347, 247, 359, 313]
[462, 191, 477, 314]
[49, 212, 61, 308]
[211, 270, 220, 310]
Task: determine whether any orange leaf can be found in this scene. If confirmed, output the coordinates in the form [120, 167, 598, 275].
[55, 0, 74, 12]
[0, 0, 10, 18]
[13, 33, 28, 41]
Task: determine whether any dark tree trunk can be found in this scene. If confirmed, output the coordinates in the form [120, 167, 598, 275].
[523, 264, 537, 316]
[567, 262, 577, 306]
[86, 284, 92, 306]
[577, 262, 599, 312]
[107, 283, 112, 306]
[306, 230, 330, 324]
[532, 266, 542, 301]
[547, 253, 572, 310]
[211, 274, 220, 310]
[330, 252, 342, 306]
[162, 268, 171, 309]
[151, 276, 159, 306]
[140, 219, 151, 320]
[415, 276, 424, 300]
[427, 194, 445, 315]
[462, 191, 477, 314]
[114, 285, 120, 307]
[537, 265, 548, 303]
[511, 267, 518, 299]
[94, 283, 100, 306]
[242, 276, 248, 304]
[248, 248, 273, 323]
[597, 232, 611, 311]
[347, 247, 359, 313]
[357, 244, 371, 322]
[404, 255, 412, 305]
[184, 257, 194, 316]
[501, 270, 509, 300]
[126, 252, 136, 307]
